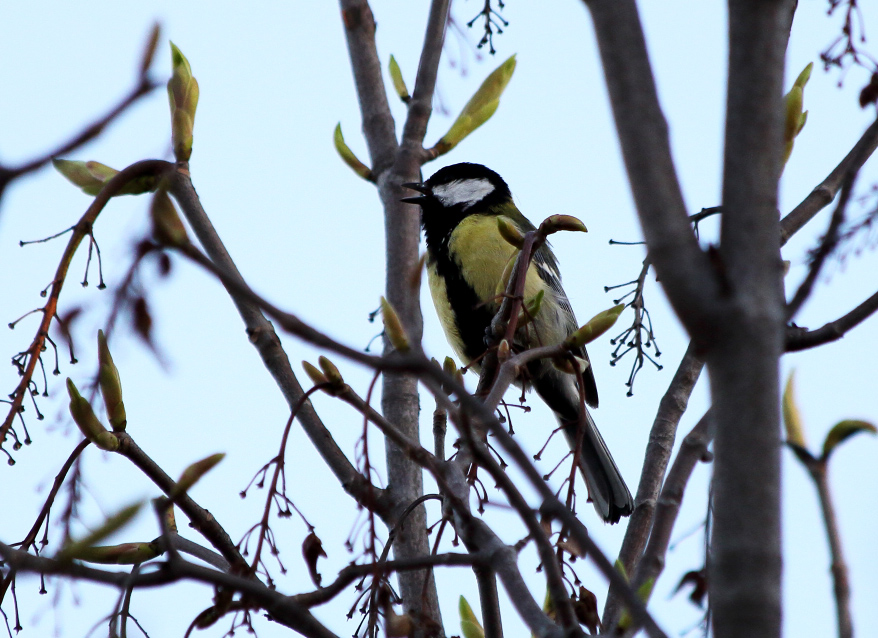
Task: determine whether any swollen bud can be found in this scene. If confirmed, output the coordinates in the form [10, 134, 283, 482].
[564, 304, 625, 349]
[302, 360, 329, 386]
[171, 453, 225, 499]
[388, 55, 410, 102]
[459, 596, 485, 638]
[55, 502, 143, 562]
[781, 62, 812, 169]
[517, 289, 545, 327]
[333, 124, 373, 181]
[67, 378, 117, 450]
[497, 216, 525, 248]
[380, 296, 410, 352]
[540, 214, 588, 235]
[497, 338, 511, 362]
[69, 541, 161, 565]
[821, 419, 877, 462]
[53, 159, 117, 196]
[434, 54, 516, 155]
[167, 42, 199, 161]
[782, 371, 807, 450]
[97, 330, 126, 431]
[151, 190, 190, 247]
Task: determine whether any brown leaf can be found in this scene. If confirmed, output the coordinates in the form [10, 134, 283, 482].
[574, 586, 601, 634]
[859, 73, 878, 108]
[674, 568, 708, 608]
[302, 532, 327, 586]
[132, 297, 153, 347]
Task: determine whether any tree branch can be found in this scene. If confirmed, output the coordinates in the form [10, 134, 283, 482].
[786, 159, 859, 319]
[581, 0, 717, 337]
[805, 461, 853, 638]
[0, 543, 340, 638]
[786, 288, 878, 351]
[780, 117, 878, 245]
[627, 411, 714, 636]
[167, 171, 383, 517]
[709, 3, 794, 637]
[603, 344, 703, 628]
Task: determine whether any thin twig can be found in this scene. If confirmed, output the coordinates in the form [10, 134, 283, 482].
[786, 288, 878, 351]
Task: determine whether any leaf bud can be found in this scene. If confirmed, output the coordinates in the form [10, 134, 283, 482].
[66, 378, 112, 446]
[318, 356, 345, 387]
[302, 361, 329, 386]
[541, 214, 588, 235]
[97, 330, 126, 431]
[564, 304, 625, 349]
[497, 216, 525, 248]
[380, 296, 410, 352]
[388, 54, 410, 102]
[333, 123, 373, 181]
[171, 453, 225, 499]
[150, 189, 190, 247]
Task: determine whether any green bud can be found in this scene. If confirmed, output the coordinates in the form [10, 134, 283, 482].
[66, 378, 112, 445]
[517, 289, 545, 327]
[94, 431, 120, 452]
[151, 189, 190, 247]
[302, 361, 329, 386]
[97, 330, 126, 432]
[380, 296, 410, 352]
[564, 304, 625, 349]
[69, 541, 161, 565]
[56, 502, 143, 562]
[459, 596, 485, 638]
[618, 577, 656, 631]
[497, 338, 510, 362]
[540, 214, 588, 235]
[171, 453, 225, 499]
[318, 355, 345, 387]
[434, 54, 516, 155]
[442, 356, 458, 377]
[497, 215, 525, 248]
[167, 43, 199, 162]
[53, 159, 158, 196]
[388, 55, 410, 102]
[782, 371, 807, 450]
[172, 109, 195, 163]
[781, 62, 812, 169]
[53, 159, 115, 196]
[333, 124, 373, 181]
[822, 419, 876, 462]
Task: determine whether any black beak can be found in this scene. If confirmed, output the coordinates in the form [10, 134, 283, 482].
[401, 182, 430, 204]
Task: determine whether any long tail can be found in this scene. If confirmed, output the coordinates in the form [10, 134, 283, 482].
[561, 410, 634, 523]
[534, 369, 634, 523]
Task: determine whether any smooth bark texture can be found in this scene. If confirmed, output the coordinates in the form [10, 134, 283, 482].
[339, 0, 449, 629]
[583, 0, 795, 635]
[603, 344, 703, 627]
[710, 2, 793, 637]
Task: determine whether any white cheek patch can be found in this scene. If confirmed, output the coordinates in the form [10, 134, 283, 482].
[432, 178, 495, 210]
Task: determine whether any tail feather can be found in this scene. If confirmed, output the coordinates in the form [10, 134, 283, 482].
[533, 368, 633, 523]
[561, 412, 634, 524]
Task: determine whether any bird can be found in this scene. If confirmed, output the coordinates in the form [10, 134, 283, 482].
[402, 162, 634, 523]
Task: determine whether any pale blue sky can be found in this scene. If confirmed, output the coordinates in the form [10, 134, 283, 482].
[1, 2, 876, 637]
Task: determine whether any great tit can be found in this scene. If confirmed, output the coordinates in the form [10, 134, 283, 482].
[402, 162, 634, 523]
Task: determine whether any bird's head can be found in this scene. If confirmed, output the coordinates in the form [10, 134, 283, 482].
[402, 162, 512, 221]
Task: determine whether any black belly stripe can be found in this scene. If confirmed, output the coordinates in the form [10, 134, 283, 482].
[430, 248, 496, 363]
